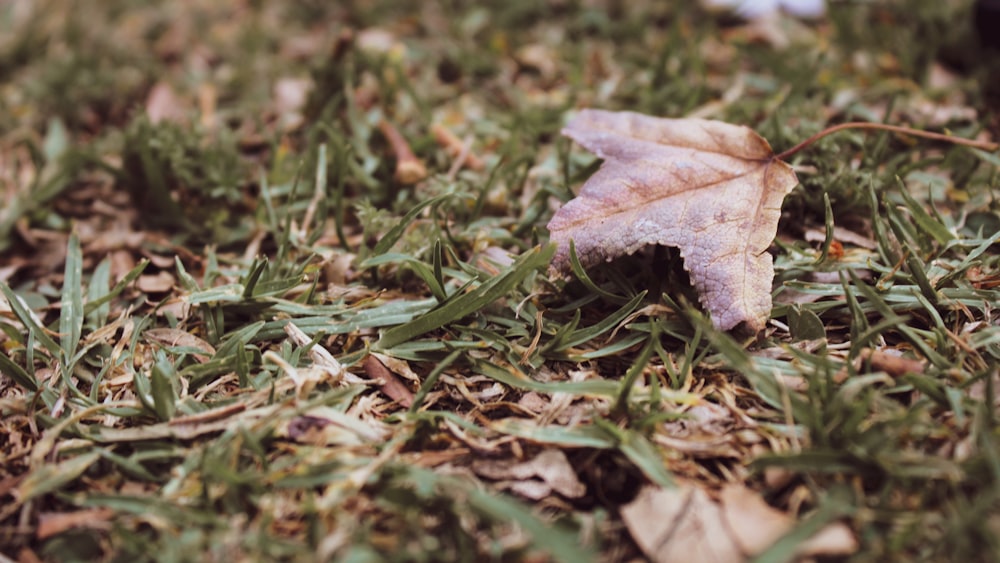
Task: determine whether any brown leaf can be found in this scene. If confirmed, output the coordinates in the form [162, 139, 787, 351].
[274, 77, 311, 130]
[136, 271, 176, 294]
[362, 355, 414, 408]
[548, 109, 799, 332]
[621, 482, 857, 563]
[143, 327, 215, 363]
[719, 485, 858, 558]
[145, 82, 187, 124]
[621, 484, 743, 562]
[472, 449, 586, 499]
[36, 508, 114, 539]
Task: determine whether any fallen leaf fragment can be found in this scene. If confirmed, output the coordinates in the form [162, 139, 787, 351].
[719, 485, 857, 558]
[621, 482, 858, 563]
[145, 82, 186, 124]
[37, 508, 114, 539]
[362, 354, 414, 408]
[143, 327, 215, 363]
[472, 449, 586, 499]
[274, 77, 312, 130]
[549, 109, 798, 332]
[622, 484, 743, 562]
[136, 271, 176, 293]
[281, 407, 387, 445]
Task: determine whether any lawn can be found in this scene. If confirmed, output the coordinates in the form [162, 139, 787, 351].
[2, 1, 1000, 561]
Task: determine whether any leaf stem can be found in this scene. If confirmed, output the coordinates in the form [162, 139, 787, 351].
[775, 122, 999, 161]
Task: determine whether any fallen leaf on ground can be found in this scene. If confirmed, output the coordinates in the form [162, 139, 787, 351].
[143, 327, 215, 363]
[472, 448, 586, 500]
[36, 508, 114, 539]
[656, 401, 742, 458]
[145, 82, 187, 124]
[621, 482, 857, 563]
[281, 409, 386, 445]
[623, 483, 743, 562]
[362, 354, 414, 408]
[549, 109, 798, 332]
[274, 77, 311, 130]
[136, 271, 176, 293]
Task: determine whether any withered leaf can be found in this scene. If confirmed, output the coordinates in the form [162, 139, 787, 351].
[143, 327, 215, 363]
[362, 355, 414, 408]
[621, 482, 858, 563]
[548, 109, 798, 332]
[472, 449, 586, 499]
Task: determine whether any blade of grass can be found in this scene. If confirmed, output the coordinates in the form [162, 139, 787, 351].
[358, 253, 447, 301]
[475, 359, 618, 396]
[150, 354, 177, 421]
[753, 496, 852, 563]
[371, 193, 455, 257]
[83, 258, 149, 315]
[488, 418, 617, 448]
[0, 282, 61, 357]
[16, 450, 102, 503]
[550, 290, 647, 354]
[567, 239, 632, 303]
[595, 418, 674, 487]
[408, 349, 462, 413]
[376, 244, 555, 349]
[895, 176, 954, 247]
[612, 320, 659, 416]
[0, 351, 37, 391]
[60, 231, 84, 364]
[85, 256, 111, 327]
[467, 485, 594, 563]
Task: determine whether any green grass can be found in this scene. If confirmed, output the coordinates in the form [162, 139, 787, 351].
[2, 0, 1000, 561]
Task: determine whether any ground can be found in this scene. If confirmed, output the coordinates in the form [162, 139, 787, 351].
[1, 1, 1000, 561]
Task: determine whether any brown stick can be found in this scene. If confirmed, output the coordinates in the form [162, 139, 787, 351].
[859, 348, 926, 378]
[775, 122, 999, 161]
[379, 119, 427, 184]
[363, 355, 415, 408]
[432, 123, 485, 172]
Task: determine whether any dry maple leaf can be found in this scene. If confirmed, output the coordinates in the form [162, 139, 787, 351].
[548, 109, 798, 332]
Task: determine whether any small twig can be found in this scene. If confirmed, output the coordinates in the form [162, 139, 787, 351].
[300, 143, 327, 240]
[858, 348, 926, 378]
[432, 123, 485, 175]
[775, 122, 999, 161]
[518, 308, 545, 366]
[168, 402, 247, 426]
[362, 354, 415, 408]
[379, 118, 427, 184]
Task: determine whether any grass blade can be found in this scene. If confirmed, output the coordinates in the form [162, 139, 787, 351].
[376, 244, 555, 349]
[60, 231, 84, 364]
[0, 282, 61, 357]
[475, 359, 618, 396]
[17, 451, 102, 503]
[83, 258, 149, 315]
[371, 193, 454, 256]
[0, 351, 38, 391]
